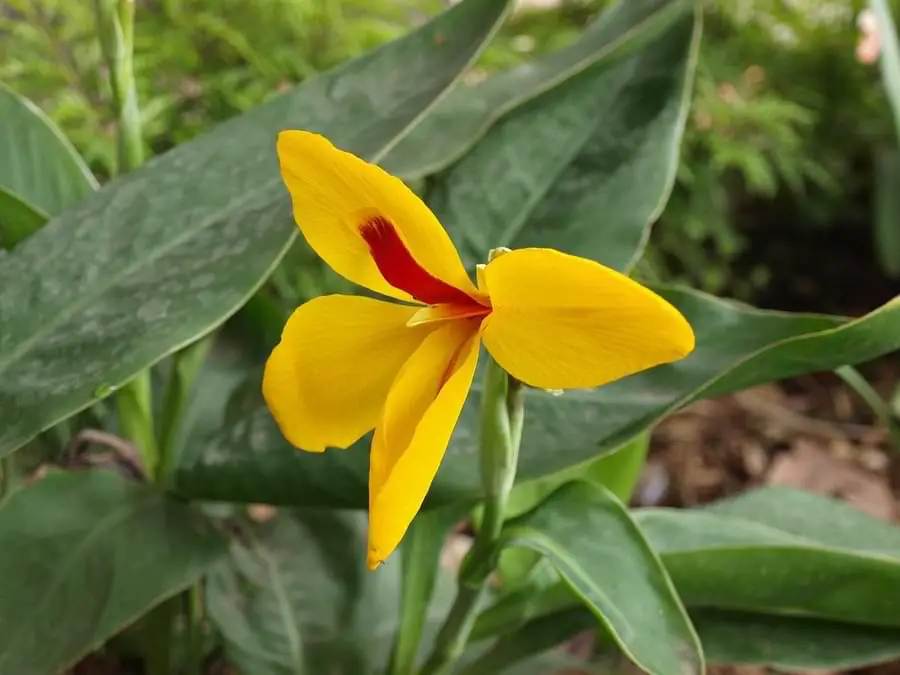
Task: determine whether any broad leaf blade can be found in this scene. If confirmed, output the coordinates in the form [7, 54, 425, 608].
[174, 289, 900, 508]
[0, 83, 97, 218]
[206, 508, 454, 675]
[0, 470, 226, 675]
[501, 482, 703, 675]
[635, 493, 900, 627]
[694, 609, 900, 670]
[427, 5, 699, 271]
[206, 510, 373, 675]
[383, 0, 693, 180]
[0, 0, 512, 458]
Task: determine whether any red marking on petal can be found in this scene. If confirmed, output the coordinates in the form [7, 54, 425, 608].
[359, 215, 476, 306]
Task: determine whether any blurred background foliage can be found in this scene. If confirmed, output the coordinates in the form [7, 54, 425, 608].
[2, 0, 898, 307]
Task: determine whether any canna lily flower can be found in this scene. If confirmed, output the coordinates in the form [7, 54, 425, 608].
[263, 131, 695, 570]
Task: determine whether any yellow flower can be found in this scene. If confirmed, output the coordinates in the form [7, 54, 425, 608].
[263, 131, 695, 570]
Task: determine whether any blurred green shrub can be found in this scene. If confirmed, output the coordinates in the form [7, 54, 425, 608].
[0, 0, 444, 177]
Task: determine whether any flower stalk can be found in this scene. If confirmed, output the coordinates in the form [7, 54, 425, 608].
[417, 354, 524, 675]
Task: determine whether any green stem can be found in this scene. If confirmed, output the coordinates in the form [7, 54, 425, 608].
[95, 0, 143, 172]
[184, 584, 206, 675]
[156, 336, 213, 484]
[94, 0, 157, 473]
[835, 365, 900, 453]
[417, 356, 524, 675]
[0, 455, 13, 503]
[115, 377, 157, 475]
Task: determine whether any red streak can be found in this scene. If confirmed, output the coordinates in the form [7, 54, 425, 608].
[359, 215, 477, 306]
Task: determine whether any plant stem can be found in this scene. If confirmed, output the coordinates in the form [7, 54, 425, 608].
[417, 356, 524, 675]
[94, 0, 157, 473]
[835, 365, 900, 453]
[156, 336, 213, 485]
[0, 456, 13, 503]
[95, 0, 143, 172]
[184, 584, 206, 675]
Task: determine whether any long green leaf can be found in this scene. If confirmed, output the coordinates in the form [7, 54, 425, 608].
[383, 0, 693, 180]
[427, 5, 699, 271]
[695, 609, 900, 670]
[501, 482, 703, 675]
[0, 0, 512, 459]
[0, 469, 226, 675]
[174, 288, 900, 508]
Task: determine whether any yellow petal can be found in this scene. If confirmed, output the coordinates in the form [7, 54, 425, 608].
[262, 294, 434, 452]
[481, 248, 695, 390]
[277, 131, 482, 304]
[367, 319, 481, 569]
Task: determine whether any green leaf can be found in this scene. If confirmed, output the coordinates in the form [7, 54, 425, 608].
[501, 482, 703, 675]
[460, 608, 597, 675]
[174, 288, 900, 508]
[427, 5, 700, 270]
[474, 487, 900, 649]
[871, 0, 900, 145]
[873, 146, 900, 278]
[0, 469, 226, 675]
[206, 508, 455, 675]
[694, 609, 900, 670]
[492, 431, 652, 591]
[392, 506, 466, 675]
[206, 510, 372, 675]
[0, 0, 512, 459]
[0, 185, 49, 249]
[383, 0, 694, 180]
[0, 83, 97, 218]
[634, 488, 900, 627]
[477, 606, 900, 673]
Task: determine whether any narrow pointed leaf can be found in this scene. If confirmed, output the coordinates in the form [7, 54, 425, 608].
[500, 482, 703, 675]
[0, 0, 512, 458]
[0, 470, 226, 675]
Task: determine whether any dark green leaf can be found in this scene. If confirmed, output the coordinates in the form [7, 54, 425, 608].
[206, 510, 373, 675]
[501, 482, 703, 675]
[0, 185, 49, 249]
[475, 606, 900, 673]
[461, 608, 597, 675]
[383, 0, 693, 180]
[694, 609, 900, 670]
[0, 0, 512, 459]
[174, 288, 900, 508]
[635, 490, 900, 627]
[392, 506, 467, 675]
[0, 469, 226, 675]
[206, 508, 456, 675]
[0, 83, 97, 218]
[427, 6, 699, 270]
